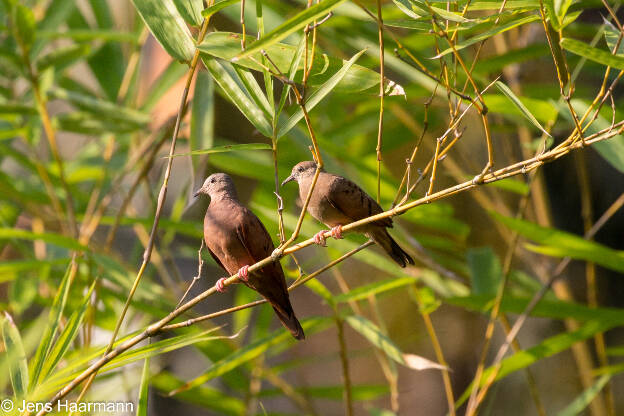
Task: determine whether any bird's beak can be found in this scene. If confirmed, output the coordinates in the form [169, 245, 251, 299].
[281, 174, 295, 187]
[193, 188, 202, 198]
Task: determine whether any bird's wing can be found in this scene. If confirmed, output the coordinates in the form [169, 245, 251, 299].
[326, 176, 393, 228]
[205, 244, 227, 273]
[235, 208, 289, 293]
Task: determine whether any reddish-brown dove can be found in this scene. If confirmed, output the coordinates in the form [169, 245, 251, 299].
[194, 173, 305, 340]
[282, 161, 414, 268]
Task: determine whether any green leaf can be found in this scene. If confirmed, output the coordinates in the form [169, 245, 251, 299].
[556, 375, 611, 416]
[259, 384, 390, 401]
[491, 212, 624, 273]
[40, 281, 96, 380]
[49, 87, 150, 126]
[102, 328, 228, 373]
[467, 247, 501, 296]
[38, 29, 139, 43]
[131, 0, 195, 62]
[190, 71, 215, 170]
[0, 228, 86, 251]
[486, 178, 530, 195]
[137, 355, 150, 416]
[561, 37, 624, 70]
[199, 32, 394, 94]
[456, 319, 619, 408]
[334, 276, 416, 303]
[435, 14, 540, 57]
[201, 0, 239, 19]
[171, 143, 272, 157]
[2, 312, 28, 399]
[36, 44, 91, 71]
[233, 64, 273, 121]
[276, 36, 305, 121]
[152, 372, 245, 415]
[277, 49, 366, 138]
[234, 0, 348, 60]
[569, 99, 624, 173]
[12, 4, 36, 52]
[346, 316, 405, 365]
[168, 317, 330, 395]
[494, 80, 552, 137]
[173, 0, 203, 26]
[603, 18, 624, 56]
[203, 57, 273, 137]
[29, 260, 73, 389]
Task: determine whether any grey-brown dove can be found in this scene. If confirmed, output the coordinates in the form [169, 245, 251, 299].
[282, 161, 414, 268]
[194, 173, 305, 340]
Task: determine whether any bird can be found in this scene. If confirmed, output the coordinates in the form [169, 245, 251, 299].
[281, 161, 414, 268]
[194, 173, 305, 340]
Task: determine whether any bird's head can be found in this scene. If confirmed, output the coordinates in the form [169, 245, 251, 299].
[281, 161, 319, 186]
[194, 173, 237, 199]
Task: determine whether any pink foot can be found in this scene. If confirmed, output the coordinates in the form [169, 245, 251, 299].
[314, 230, 327, 247]
[215, 277, 227, 292]
[330, 225, 343, 239]
[238, 265, 249, 282]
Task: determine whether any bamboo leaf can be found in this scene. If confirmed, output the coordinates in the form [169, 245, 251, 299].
[171, 143, 272, 157]
[201, 0, 239, 19]
[556, 375, 611, 416]
[49, 88, 150, 126]
[234, 0, 348, 60]
[102, 328, 231, 372]
[198, 32, 400, 94]
[0, 228, 87, 251]
[203, 58, 273, 137]
[137, 355, 151, 416]
[491, 212, 624, 273]
[345, 316, 405, 365]
[435, 14, 540, 58]
[346, 316, 446, 371]
[467, 247, 501, 296]
[276, 36, 305, 121]
[131, 0, 195, 62]
[603, 18, 624, 56]
[169, 317, 330, 396]
[334, 276, 416, 303]
[36, 44, 91, 71]
[190, 71, 215, 170]
[494, 80, 552, 137]
[456, 319, 620, 407]
[29, 260, 73, 389]
[152, 372, 245, 415]
[173, 0, 203, 26]
[2, 312, 29, 398]
[277, 49, 366, 138]
[561, 37, 624, 70]
[569, 99, 624, 173]
[39, 282, 96, 380]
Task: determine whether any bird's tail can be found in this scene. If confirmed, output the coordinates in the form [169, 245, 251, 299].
[271, 304, 305, 340]
[369, 228, 414, 268]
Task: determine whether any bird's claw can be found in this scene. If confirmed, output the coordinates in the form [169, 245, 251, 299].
[215, 277, 227, 293]
[238, 265, 249, 282]
[313, 230, 327, 247]
[330, 225, 343, 240]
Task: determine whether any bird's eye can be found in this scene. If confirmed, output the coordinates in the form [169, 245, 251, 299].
[298, 167, 304, 172]
[210, 178, 215, 183]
